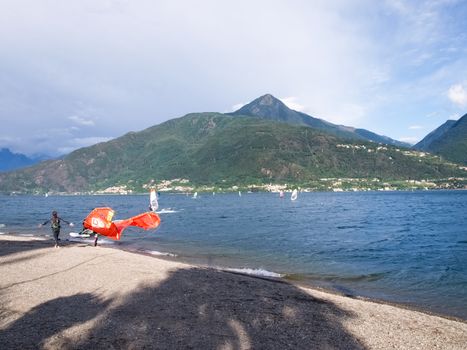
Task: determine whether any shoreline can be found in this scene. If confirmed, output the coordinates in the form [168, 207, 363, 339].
[2, 187, 467, 196]
[129, 246, 467, 324]
[1, 234, 466, 349]
[3, 231, 467, 323]
[111, 241, 467, 323]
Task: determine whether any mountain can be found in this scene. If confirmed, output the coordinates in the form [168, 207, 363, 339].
[230, 94, 410, 148]
[414, 114, 467, 165]
[413, 120, 457, 151]
[0, 113, 464, 194]
[0, 148, 45, 172]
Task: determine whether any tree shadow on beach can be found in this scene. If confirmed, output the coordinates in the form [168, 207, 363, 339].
[76, 268, 365, 349]
[0, 238, 51, 258]
[0, 236, 88, 260]
[0, 293, 109, 349]
[0, 267, 365, 349]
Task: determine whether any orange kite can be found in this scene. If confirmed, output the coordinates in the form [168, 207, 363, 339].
[83, 207, 161, 240]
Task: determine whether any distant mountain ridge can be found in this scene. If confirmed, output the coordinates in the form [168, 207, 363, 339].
[0, 148, 45, 172]
[414, 113, 467, 165]
[0, 113, 464, 194]
[230, 94, 410, 148]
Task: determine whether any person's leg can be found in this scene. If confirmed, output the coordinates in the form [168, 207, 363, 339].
[53, 230, 59, 247]
[94, 234, 98, 247]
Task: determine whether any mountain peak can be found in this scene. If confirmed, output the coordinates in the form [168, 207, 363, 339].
[255, 93, 283, 106]
[230, 94, 293, 122]
[230, 94, 410, 148]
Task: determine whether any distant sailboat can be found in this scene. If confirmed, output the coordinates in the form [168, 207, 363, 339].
[238, 191, 242, 197]
[193, 192, 198, 199]
[279, 190, 284, 199]
[149, 189, 158, 212]
[290, 189, 298, 201]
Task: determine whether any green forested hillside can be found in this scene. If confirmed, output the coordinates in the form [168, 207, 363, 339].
[0, 113, 464, 194]
[414, 114, 467, 165]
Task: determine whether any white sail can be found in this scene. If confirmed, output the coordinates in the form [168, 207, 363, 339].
[193, 192, 198, 199]
[279, 190, 284, 198]
[290, 189, 298, 201]
[149, 189, 158, 211]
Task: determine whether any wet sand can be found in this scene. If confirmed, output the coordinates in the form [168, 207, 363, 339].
[0, 234, 466, 349]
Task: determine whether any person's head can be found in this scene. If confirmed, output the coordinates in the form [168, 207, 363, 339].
[52, 210, 58, 217]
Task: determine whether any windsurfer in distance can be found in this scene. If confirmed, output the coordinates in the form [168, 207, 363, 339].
[149, 187, 159, 212]
[41, 210, 73, 248]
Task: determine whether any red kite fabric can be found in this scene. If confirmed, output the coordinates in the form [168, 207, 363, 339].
[83, 207, 161, 240]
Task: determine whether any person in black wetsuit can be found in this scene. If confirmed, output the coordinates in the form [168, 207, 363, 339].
[41, 210, 72, 248]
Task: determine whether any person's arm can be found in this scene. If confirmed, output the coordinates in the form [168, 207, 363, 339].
[59, 217, 73, 226]
[38, 219, 50, 228]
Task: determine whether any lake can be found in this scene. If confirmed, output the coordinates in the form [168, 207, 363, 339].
[1, 190, 466, 319]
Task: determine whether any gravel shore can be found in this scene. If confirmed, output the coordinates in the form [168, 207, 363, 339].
[0, 234, 465, 349]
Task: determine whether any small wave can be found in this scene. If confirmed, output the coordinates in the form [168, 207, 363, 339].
[68, 238, 95, 243]
[369, 238, 389, 244]
[342, 273, 386, 282]
[457, 240, 467, 244]
[0, 224, 5, 228]
[331, 273, 386, 282]
[146, 250, 177, 257]
[0, 232, 5, 235]
[308, 272, 387, 283]
[98, 239, 115, 245]
[337, 225, 364, 230]
[156, 208, 178, 214]
[224, 268, 284, 278]
[67, 237, 114, 245]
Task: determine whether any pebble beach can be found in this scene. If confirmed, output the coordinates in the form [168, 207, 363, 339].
[0, 234, 466, 349]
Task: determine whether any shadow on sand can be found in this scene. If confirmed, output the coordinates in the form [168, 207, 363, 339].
[0, 266, 365, 349]
[0, 237, 53, 257]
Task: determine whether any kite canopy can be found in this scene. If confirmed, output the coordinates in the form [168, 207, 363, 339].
[83, 207, 161, 240]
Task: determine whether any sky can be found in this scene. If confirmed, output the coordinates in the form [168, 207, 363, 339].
[0, 0, 466, 156]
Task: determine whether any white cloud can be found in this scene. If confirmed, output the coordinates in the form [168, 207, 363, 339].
[447, 84, 467, 106]
[0, 1, 466, 156]
[399, 136, 420, 145]
[409, 125, 424, 130]
[227, 103, 245, 113]
[72, 136, 112, 147]
[323, 103, 368, 126]
[425, 111, 440, 118]
[280, 97, 306, 112]
[68, 115, 95, 126]
[57, 136, 113, 154]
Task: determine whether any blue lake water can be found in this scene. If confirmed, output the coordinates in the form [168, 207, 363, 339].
[0, 191, 466, 319]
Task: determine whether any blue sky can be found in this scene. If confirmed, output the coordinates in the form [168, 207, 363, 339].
[0, 0, 466, 156]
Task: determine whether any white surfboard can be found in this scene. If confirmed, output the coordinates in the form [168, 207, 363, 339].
[69, 232, 91, 238]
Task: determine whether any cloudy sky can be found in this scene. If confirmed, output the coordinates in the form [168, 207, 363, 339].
[1, 0, 466, 156]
